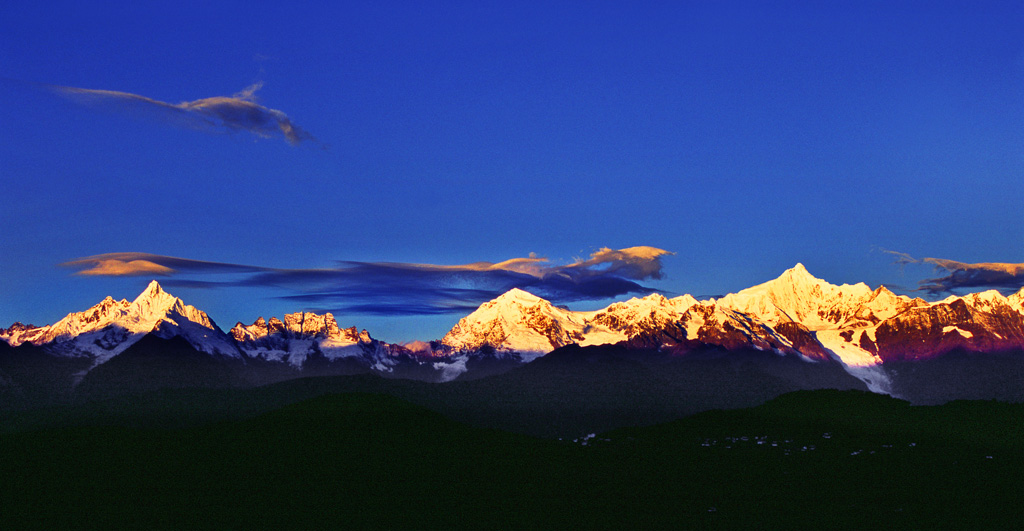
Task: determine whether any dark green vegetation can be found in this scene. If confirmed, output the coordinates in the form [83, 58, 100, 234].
[2, 389, 1022, 529]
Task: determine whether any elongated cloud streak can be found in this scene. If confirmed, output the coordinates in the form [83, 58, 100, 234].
[883, 250, 1024, 294]
[62, 247, 673, 315]
[50, 81, 317, 145]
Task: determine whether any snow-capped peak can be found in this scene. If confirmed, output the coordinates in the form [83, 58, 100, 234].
[785, 262, 811, 279]
[128, 280, 179, 320]
[139, 279, 167, 299]
[1, 281, 237, 362]
[494, 287, 546, 305]
[718, 264, 874, 328]
[442, 288, 586, 355]
[752, 263, 860, 299]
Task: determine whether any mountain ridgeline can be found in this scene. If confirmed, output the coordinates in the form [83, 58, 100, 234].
[3, 266, 1024, 423]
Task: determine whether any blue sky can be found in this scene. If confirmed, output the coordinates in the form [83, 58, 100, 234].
[2, 1, 1022, 342]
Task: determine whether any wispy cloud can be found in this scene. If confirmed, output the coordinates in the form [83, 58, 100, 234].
[878, 248, 917, 270]
[883, 249, 1024, 295]
[48, 81, 318, 146]
[62, 247, 673, 315]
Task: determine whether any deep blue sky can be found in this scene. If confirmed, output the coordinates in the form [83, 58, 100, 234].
[2, 1, 1022, 342]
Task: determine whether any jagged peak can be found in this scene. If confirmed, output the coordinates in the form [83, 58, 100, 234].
[232, 316, 268, 330]
[283, 310, 336, 321]
[140, 279, 165, 297]
[872, 285, 895, 296]
[865, 285, 911, 305]
[130, 280, 179, 308]
[778, 263, 822, 284]
[0, 322, 39, 333]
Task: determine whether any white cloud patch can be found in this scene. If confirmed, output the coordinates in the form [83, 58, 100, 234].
[432, 355, 469, 382]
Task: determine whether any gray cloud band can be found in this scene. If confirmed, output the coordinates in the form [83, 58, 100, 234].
[62, 247, 673, 315]
[51, 81, 317, 146]
[883, 249, 1024, 294]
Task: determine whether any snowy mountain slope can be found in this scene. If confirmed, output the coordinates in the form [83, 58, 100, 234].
[582, 293, 699, 346]
[0, 281, 238, 365]
[671, 301, 824, 358]
[440, 265, 1024, 395]
[440, 288, 713, 356]
[869, 294, 1024, 361]
[2, 297, 132, 349]
[716, 264, 927, 330]
[229, 311, 467, 380]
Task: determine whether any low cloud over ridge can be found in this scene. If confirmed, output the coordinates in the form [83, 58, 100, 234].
[50, 81, 317, 145]
[62, 247, 673, 315]
[883, 249, 1024, 295]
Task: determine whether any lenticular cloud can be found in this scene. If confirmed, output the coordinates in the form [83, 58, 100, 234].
[62, 247, 674, 316]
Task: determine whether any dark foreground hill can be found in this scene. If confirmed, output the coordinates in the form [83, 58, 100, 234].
[1, 341, 868, 438]
[1, 390, 1022, 529]
[7, 333, 1024, 439]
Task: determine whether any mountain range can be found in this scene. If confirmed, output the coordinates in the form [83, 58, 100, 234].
[3, 264, 1024, 414]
